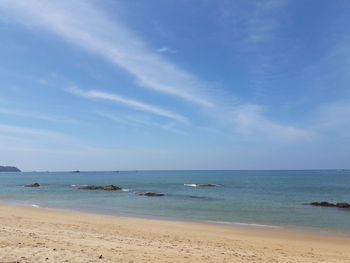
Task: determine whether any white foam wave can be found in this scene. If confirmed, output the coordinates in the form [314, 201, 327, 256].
[184, 184, 198, 187]
[32, 204, 40, 208]
[184, 183, 221, 187]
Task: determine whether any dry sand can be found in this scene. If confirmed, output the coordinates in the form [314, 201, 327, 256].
[0, 204, 350, 263]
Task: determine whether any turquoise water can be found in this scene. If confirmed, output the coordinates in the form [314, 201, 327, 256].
[1, 170, 350, 231]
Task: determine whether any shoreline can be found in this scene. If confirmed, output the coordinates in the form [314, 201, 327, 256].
[1, 204, 350, 262]
[2, 201, 350, 239]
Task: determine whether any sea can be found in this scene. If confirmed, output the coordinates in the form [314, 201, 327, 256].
[1, 170, 350, 233]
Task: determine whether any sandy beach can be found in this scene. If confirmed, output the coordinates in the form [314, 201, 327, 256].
[0, 205, 349, 262]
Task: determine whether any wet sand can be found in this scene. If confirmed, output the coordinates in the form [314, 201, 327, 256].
[0, 204, 350, 262]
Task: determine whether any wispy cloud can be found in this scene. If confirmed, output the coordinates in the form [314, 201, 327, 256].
[0, 124, 72, 141]
[217, 0, 290, 99]
[313, 100, 350, 132]
[0, 107, 79, 124]
[0, 0, 314, 143]
[156, 46, 177, 54]
[219, 0, 289, 48]
[225, 104, 315, 141]
[0, 0, 213, 107]
[97, 111, 188, 135]
[68, 87, 187, 122]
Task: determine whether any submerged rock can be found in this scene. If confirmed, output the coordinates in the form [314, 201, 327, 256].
[309, 202, 350, 208]
[24, 183, 40, 187]
[187, 195, 207, 199]
[139, 192, 165, 197]
[78, 185, 122, 191]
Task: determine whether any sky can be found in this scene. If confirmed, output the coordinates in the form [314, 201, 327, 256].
[0, 0, 349, 171]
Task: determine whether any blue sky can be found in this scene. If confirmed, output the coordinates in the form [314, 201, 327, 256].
[0, 0, 349, 171]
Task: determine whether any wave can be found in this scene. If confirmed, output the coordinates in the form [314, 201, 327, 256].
[184, 184, 198, 187]
[31, 204, 40, 208]
[184, 184, 221, 187]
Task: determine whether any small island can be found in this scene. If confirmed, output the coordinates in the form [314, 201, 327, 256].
[0, 166, 21, 172]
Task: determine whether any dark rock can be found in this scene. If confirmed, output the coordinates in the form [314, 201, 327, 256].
[140, 192, 165, 197]
[0, 165, 21, 172]
[71, 170, 80, 173]
[187, 195, 206, 199]
[78, 185, 122, 191]
[196, 184, 221, 187]
[310, 202, 335, 207]
[336, 202, 350, 208]
[99, 255, 103, 259]
[309, 202, 350, 208]
[24, 183, 40, 187]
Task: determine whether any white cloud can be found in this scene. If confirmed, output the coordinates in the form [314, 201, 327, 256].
[0, 0, 314, 143]
[226, 104, 315, 141]
[97, 111, 187, 135]
[0, 124, 82, 148]
[68, 87, 187, 122]
[0, 107, 79, 123]
[156, 46, 177, 54]
[96, 111, 149, 128]
[0, 0, 213, 107]
[313, 100, 350, 131]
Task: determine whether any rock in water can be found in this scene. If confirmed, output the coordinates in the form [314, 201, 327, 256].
[336, 203, 350, 208]
[78, 185, 123, 191]
[310, 202, 335, 207]
[197, 184, 221, 187]
[24, 183, 40, 187]
[309, 202, 350, 208]
[140, 192, 165, 197]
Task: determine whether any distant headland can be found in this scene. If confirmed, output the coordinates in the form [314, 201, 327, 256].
[0, 166, 21, 172]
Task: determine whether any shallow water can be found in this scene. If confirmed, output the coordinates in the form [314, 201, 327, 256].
[1, 170, 350, 231]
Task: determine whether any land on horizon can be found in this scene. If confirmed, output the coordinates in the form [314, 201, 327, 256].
[0, 165, 21, 172]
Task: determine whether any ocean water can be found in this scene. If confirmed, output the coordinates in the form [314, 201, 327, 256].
[1, 170, 350, 232]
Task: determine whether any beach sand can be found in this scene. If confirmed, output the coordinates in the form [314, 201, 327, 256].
[0, 204, 349, 262]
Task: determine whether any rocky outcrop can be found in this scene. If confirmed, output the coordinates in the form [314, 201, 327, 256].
[78, 185, 122, 191]
[309, 202, 350, 208]
[0, 166, 21, 172]
[24, 183, 40, 187]
[197, 184, 221, 187]
[139, 192, 165, 197]
[71, 170, 80, 173]
[335, 202, 350, 208]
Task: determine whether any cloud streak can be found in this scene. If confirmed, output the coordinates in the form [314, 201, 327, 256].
[68, 87, 187, 122]
[97, 111, 188, 135]
[225, 104, 315, 141]
[0, 124, 71, 141]
[156, 46, 177, 54]
[0, 107, 79, 124]
[0, 0, 314, 143]
[0, 0, 213, 107]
